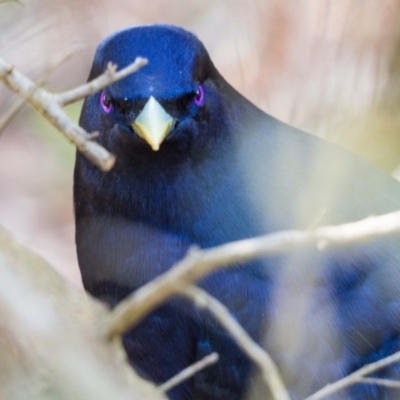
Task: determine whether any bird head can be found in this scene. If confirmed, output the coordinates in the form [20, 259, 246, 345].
[80, 25, 232, 164]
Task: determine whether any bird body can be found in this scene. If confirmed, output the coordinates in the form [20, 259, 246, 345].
[75, 25, 400, 399]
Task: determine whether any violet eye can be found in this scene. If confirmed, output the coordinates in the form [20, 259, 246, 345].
[100, 91, 113, 113]
[194, 85, 204, 106]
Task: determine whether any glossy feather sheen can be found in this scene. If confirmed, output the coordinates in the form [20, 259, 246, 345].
[75, 24, 400, 399]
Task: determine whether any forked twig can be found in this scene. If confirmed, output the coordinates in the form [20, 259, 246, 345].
[158, 352, 219, 393]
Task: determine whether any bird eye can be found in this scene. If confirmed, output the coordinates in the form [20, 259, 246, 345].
[194, 85, 204, 106]
[100, 91, 113, 113]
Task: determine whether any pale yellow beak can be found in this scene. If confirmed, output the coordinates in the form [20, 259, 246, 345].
[131, 96, 174, 151]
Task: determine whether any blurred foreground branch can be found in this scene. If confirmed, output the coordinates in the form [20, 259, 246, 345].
[305, 350, 400, 400]
[0, 225, 166, 400]
[3, 202, 400, 399]
[107, 209, 400, 336]
[0, 56, 147, 171]
[106, 209, 400, 400]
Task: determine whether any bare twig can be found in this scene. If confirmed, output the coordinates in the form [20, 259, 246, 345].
[0, 57, 113, 170]
[179, 285, 290, 400]
[357, 378, 400, 389]
[158, 352, 219, 393]
[0, 56, 147, 171]
[56, 58, 148, 106]
[305, 350, 400, 400]
[106, 209, 400, 339]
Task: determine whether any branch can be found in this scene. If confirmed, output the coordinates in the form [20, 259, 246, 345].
[357, 378, 400, 389]
[0, 57, 113, 171]
[0, 224, 166, 399]
[106, 209, 400, 339]
[305, 350, 400, 400]
[56, 58, 148, 106]
[179, 285, 290, 400]
[0, 56, 147, 171]
[104, 210, 400, 399]
[158, 352, 219, 393]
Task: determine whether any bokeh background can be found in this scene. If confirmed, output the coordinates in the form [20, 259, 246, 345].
[1, 0, 400, 286]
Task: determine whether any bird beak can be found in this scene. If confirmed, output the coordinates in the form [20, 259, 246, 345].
[130, 96, 175, 151]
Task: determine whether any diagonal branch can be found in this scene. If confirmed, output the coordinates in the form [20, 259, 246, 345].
[0, 56, 147, 171]
[305, 350, 400, 400]
[104, 209, 400, 400]
[357, 378, 400, 389]
[0, 224, 166, 400]
[106, 209, 400, 339]
[179, 285, 290, 400]
[158, 352, 219, 394]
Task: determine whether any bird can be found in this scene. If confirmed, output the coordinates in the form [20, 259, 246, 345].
[74, 24, 400, 400]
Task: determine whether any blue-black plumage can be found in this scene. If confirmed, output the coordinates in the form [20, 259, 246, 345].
[75, 24, 400, 399]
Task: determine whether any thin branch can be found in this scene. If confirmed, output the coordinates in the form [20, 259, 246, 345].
[56, 57, 148, 106]
[0, 57, 112, 170]
[179, 285, 290, 400]
[357, 377, 400, 389]
[0, 56, 147, 171]
[305, 350, 400, 400]
[106, 209, 400, 339]
[158, 352, 219, 393]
